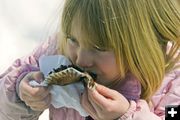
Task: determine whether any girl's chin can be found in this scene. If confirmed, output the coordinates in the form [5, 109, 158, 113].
[95, 77, 111, 86]
[95, 76, 120, 87]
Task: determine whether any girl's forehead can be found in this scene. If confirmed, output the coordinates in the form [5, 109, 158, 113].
[70, 17, 84, 38]
[70, 16, 96, 47]
[71, 14, 89, 34]
[63, 10, 112, 50]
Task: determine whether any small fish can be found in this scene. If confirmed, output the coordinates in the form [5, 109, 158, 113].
[29, 65, 97, 90]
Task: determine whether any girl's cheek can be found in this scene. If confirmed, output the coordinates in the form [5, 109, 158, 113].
[67, 45, 77, 64]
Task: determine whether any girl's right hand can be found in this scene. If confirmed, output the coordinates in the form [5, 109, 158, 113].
[19, 71, 51, 111]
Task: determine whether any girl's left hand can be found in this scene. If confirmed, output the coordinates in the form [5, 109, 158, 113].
[81, 83, 130, 120]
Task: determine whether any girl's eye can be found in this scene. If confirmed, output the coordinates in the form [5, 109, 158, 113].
[94, 46, 107, 52]
[67, 37, 79, 46]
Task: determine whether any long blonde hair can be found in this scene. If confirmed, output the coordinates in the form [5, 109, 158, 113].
[59, 0, 180, 101]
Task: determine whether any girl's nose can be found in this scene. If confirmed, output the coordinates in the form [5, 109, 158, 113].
[76, 48, 93, 68]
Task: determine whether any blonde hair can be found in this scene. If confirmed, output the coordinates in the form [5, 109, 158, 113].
[59, 0, 180, 101]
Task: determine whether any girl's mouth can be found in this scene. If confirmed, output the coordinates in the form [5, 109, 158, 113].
[85, 71, 97, 79]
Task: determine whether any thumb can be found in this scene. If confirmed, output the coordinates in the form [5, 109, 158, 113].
[27, 71, 45, 83]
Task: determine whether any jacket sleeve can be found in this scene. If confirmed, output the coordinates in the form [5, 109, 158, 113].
[0, 35, 58, 120]
[119, 64, 180, 120]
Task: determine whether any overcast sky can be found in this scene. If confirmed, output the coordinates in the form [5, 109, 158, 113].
[0, 0, 64, 73]
[0, 0, 65, 119]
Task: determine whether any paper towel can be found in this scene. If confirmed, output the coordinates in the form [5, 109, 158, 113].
[32, 55, 88, 117]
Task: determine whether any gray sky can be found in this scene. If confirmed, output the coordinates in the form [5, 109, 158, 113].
[0, 0, 64, 119]
[0, 0, 64, 73]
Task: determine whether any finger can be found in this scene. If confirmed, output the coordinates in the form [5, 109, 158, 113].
[26, 94, 51, 110]
[89, 85, 113, 109]
[95, 83, 119, 100]
[27, 71, 45, 83]
[21, 76, 49, 96]
[81, 89, 97, 118]
[22, 84, 49, 98]
[87, 89, 103, 117]
[22, 89, 50, 102]
[30, 94, 51, 109]
[30, 105, 48, 111]
[28, 87, 50, 101]
[20, 72, 47, 96]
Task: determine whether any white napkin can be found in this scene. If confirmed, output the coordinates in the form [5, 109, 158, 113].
[39, 55, 88, 117]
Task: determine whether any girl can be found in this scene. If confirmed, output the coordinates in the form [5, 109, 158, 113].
[0, 0, 179, 120]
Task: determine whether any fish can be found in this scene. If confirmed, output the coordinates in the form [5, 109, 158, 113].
[29, 65, 97, 90]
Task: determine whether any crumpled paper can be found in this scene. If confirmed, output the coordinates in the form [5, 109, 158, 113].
[35, 55, 88, 117]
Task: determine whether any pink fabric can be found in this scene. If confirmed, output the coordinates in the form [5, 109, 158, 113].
[0, 35, 179, 120]
[113, 72, 141, 101]
[0, 35, 58, 120]
[119, 63, 180, 120]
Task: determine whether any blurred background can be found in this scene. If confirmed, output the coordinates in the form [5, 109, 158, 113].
[0, 0, 64, 72]
[0, 0, 64, 119]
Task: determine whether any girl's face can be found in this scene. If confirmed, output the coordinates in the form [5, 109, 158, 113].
[65, 19, 121, 87]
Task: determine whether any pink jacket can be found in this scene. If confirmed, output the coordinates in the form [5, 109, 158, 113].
[0, 35, 179, 120]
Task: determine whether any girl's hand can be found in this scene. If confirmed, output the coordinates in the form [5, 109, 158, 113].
[81, 83, 130, 120]
[19, 71, 51, 111]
